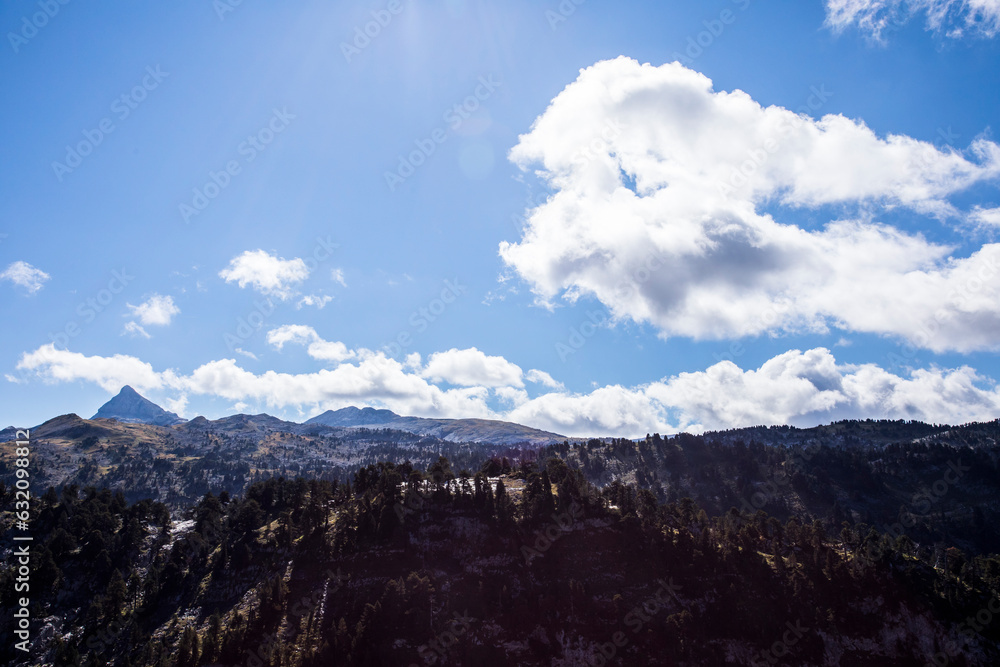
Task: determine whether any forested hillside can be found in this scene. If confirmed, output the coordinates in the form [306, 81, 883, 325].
[3, 445, 1000, 665]
[545, 419, 1000, 558]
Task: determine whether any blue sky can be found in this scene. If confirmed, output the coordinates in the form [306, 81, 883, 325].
[2, 0, 1000, 437]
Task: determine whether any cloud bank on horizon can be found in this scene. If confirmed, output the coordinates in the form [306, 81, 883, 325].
[13, 339, 1000, 437]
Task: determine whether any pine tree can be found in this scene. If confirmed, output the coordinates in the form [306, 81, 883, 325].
[176, 626, 200, 667]
[106, 569, 128, 618]
[205, 612, 223, 662]
[495, 478, 511, 524]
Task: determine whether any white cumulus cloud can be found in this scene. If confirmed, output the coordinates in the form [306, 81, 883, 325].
[127, 294, 180, 326]
[16, 344, 168, 394]
[219, 250, 309, 300]
[422, 347, 525, 388]
[501, 58, 1000, 353]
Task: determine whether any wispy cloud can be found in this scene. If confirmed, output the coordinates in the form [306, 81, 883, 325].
[526, 369, 565, 390]
[825, 0, 1000, 40]
[297, 294, 334, 309]
[971, 205, 1000, 230]
[1, 261, 50, 294]
[122, 321, 151, 339]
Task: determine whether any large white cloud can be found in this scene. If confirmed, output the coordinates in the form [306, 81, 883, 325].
[14, 344, 1000, 438]
[219, 250, 310, 300]
[825, 0, 1000, 39]
[500, 58, 1000, 353]
[16, 344, 169, 394]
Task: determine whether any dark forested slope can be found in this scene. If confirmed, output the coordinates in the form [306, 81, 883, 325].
[2, 450, 999, 666]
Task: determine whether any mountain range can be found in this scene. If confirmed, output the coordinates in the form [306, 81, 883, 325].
[83, 385, 565, 445]
[305, 405, 565, 445]
[5, 406, 1000, 666]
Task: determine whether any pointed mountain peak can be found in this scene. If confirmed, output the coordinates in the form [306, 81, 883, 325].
[93, 386, 186, 426]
